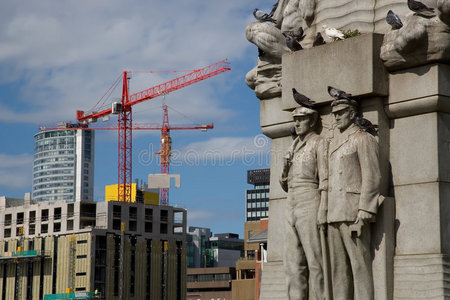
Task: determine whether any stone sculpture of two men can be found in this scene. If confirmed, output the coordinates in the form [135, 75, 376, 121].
[280, 99, 381, 300]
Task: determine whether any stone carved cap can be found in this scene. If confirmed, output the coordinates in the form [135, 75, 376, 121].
[331, 99, 359, 113]
[291, 106, 318, 117]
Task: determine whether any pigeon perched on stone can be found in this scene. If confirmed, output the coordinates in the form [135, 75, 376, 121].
[313, 32, 326, 47]
[327, 86, 353, 101]
[284, 33, 303, 52]
[407, 0, 435, 17]
[292, 88, 316, 108]
[268, 1, 279, 18]
[289, 126, 297, 140]
[386, 10, 403, 29]
[355, 116, 378, 135]
[323, 25, 344, 40]
[253, 8, 277, 23]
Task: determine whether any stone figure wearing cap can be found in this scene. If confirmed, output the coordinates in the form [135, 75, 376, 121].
[324, 99, 381, 300]
[280, 104, 328, 300]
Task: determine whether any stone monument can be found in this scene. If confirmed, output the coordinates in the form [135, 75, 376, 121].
[246, 0, 450, 299]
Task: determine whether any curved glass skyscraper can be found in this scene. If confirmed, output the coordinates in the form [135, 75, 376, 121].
[32, 129, 94, 202]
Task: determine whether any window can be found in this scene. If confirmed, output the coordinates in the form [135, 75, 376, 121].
[67, 220, 73, 231]
[77, 255, 87, 259]
[145, 208, 153, 221]
[77, 240, 88, 244]
[41, 209, 49, 221]
[29, 211, 36, 223]
[17, 212, 24, 224]
[41, 224, 48, 234]
[54, 223, 61, 232]
[145, 222, 152, 233]
[160, 223, 168, 234]
[4, 214, 11, 226]
[54, 207, 61, 220]
[129, 207, 137, 219]
[160, 210, 168, 222]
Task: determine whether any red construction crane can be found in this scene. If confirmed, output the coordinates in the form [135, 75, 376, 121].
[41, 105, 213, 205]
[41, 59, 230, 203]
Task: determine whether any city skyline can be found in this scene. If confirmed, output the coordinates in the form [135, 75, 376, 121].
[0, 0, 271, 236]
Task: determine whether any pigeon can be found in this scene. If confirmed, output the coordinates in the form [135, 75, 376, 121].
[268, 1, 279, 17]
[407, 0, 435, 17]
[386, 10, 403, 29]
[327, 86, 353, 101]
[323, 24, 344, 40]
[284, 33, 303, 52]
[355, 116, 378, 134]
[253, 8, 277, 23]
[313, 32, 326, 47]
[292, 88, 316, 108]
[289, 126, 297, 140]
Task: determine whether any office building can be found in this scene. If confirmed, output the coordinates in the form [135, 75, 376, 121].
[209, 233, 243, 268]
[231, 168, 271, 300]
[186, 267, 235, 300]
[246, 169, 270, 221]
[186, 227, 212, 268]
[32, 129, 95, 202]
[0, 193, 186, 300]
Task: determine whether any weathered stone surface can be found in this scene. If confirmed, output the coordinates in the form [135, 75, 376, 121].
[380, 10, 450, 71]
[395, 182, 442, 255]
[259, 261, 288, 300]
[282, 33, 388, 110]
[394, 254, 450, 299]
[390, 113, 439, 186]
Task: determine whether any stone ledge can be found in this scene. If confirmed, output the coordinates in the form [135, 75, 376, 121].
[385, 95, 450, 119]
[281, 33, 388, 110]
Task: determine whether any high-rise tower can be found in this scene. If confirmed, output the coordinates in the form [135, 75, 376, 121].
[32, 129, 94, 202]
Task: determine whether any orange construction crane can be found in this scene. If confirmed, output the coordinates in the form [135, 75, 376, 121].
[40, 59, 230, 203]
[155, 104, 214, 205]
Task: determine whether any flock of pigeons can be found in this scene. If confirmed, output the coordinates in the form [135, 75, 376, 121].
[252, 0, 437, 133]
[253, 0, 436, 52]
[291, 87, 378, 134]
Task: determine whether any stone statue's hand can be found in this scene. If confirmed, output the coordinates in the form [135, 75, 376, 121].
[355, 210, 375, 224]
[282, 154, 292, 177]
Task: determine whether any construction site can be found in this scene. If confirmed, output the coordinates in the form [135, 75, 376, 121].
[0, 60, 231, 300]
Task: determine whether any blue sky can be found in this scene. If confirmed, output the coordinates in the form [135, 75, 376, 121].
[0, 0, 273, 237]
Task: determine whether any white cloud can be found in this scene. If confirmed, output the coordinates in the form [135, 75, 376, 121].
[173, 135, 271, 167]
[0, 153, 33, 190]
[0, 0, 258, 124]
[186, 209, 216, 223]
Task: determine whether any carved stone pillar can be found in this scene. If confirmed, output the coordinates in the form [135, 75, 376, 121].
[385, 63, 450, 299]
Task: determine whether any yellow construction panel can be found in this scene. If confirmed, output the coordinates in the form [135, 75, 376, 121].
[105, 183, 159, 204]
[105, 184, 137, 202]
[143, 191, 159, 205]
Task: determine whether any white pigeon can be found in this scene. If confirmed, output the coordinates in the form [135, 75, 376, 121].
[322, 24, 344, 40]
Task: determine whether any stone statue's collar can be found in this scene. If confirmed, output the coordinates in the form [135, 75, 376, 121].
[297, 131, 316, 143]
[339, 123, 359, 140]
[293, 131, 317, 151]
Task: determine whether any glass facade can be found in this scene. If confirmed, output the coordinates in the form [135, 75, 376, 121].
[32, 130, 94, 202]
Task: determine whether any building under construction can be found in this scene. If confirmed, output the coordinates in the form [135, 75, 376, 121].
[0, 193, 186, 300]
